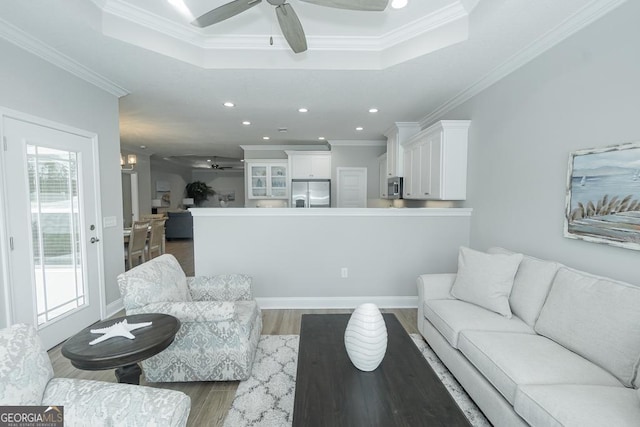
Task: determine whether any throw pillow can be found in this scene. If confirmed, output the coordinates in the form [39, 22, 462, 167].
[450, 246, 523, 318]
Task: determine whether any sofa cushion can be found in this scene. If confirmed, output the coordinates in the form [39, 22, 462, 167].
[535, 267, 640, 388]
[514, 384, 640, 427]
[423, 299, 534, 349]
[450, 247, 523, 318]
[118, 254, 192, 310]
[0, 324, 54, 405]
[488, 247, 561, 326]
[457, 331, 622, 405]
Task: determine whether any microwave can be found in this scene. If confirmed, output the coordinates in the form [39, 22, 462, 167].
[387, 177, 403, 199]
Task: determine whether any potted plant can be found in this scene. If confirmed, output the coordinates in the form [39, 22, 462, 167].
[185, 181, 214, 206]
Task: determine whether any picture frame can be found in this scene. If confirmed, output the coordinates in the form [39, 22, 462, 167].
[564, 142, 640, 250]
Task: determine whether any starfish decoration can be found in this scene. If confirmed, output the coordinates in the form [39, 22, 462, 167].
[89, 319, 153, 345]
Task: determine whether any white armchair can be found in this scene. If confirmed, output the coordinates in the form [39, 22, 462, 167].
[117, 254, 262, 382]
[0, 323, 190, 427]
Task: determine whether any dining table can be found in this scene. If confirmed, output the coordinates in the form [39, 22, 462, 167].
[123, 226, 165, 254]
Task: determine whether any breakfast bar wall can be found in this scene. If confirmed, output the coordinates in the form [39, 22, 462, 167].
[191, 208, 471, 308]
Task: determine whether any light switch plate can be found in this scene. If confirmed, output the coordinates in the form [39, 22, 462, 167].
[103, 216, 117, 228]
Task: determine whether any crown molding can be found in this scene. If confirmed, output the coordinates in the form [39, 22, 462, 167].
[328, 140, 386, 147]
[383, 122, 421, 137]
[0, 17, 128, 97]
[379, 2, 467, 50]
[240, 144, 330, 151]
[418, 0, 627, 128]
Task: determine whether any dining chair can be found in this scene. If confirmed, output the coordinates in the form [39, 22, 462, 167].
[126, 220, 150, 269]
[146, 219, 166, 259]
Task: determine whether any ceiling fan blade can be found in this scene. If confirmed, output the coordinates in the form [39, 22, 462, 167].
[298, 0, 388, 11]
[276, 4, 307, 54]
[192, 0, 263, 28]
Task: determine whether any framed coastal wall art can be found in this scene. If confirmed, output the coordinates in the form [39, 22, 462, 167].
[565, 142, 640, 250]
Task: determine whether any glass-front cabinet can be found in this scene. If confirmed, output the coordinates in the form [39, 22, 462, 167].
[246, 161, 288, 199]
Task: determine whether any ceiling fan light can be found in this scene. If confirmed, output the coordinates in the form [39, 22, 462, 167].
[391, 0, 408, 9]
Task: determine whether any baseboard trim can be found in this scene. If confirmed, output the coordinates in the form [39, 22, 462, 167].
[255, 296, 418, 309]
[105, 298, 124, 318]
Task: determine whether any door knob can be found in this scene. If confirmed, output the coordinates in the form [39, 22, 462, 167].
[90, 237, 100, 243]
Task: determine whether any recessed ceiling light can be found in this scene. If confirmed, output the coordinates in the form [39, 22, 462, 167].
[223, 102, 235, 107]
[298, 108, 308, 113]
[140, 145, 147, 149]
[391, 0, 408, 9]
[356, 127, 364, 131]
[206, 159, 212, 162]
[242, 121, 251, 125]
[318, 137, 325, 140]
[263, 136, 270, 140]
[368, 108, 379, 113]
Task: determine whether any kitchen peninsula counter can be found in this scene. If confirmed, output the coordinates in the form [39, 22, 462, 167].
[190, 208, 472, 308]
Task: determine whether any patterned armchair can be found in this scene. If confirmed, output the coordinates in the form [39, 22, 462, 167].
[0, 324, 190, 426]
[117, 254, 262, 382]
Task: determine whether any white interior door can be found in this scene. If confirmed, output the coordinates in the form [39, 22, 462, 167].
[337, 167, 367, 208]
[2, 114, 102, 349]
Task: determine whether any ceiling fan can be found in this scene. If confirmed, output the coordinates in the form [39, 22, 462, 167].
[210, 156, 237, 170]
[191, 0, 390, 54]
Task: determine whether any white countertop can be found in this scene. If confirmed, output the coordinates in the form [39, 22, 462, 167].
[189, 208, 473, 217]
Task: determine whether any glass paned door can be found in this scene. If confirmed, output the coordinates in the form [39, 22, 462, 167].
[250, 165, 268, 197]
[3, 115, 101, 349]
[270, 165, 287, 198]
[27, 145, 85, 325]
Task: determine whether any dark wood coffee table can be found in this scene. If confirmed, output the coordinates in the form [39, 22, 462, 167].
[61, 313, 180, 385]
[293, 314, 471, 427]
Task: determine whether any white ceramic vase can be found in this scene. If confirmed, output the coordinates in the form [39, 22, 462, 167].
[344, 303, 388, 372]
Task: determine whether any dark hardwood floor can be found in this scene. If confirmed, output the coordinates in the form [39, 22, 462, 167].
[50, 237, 418, 426]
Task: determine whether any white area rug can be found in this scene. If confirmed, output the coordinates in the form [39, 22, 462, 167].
[223, 334, 490, 427]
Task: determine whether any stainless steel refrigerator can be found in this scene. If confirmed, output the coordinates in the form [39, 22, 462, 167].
[291, 179, 331, 208]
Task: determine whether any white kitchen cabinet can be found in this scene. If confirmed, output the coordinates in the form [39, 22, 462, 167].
[384, 122, 421, 178]
[287, 151, 332, 179]
[378, 153, 387, 198]
[401, 120, 470, 200]
[246, 161, 288, 199]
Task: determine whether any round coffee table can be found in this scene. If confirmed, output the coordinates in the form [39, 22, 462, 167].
[62, 313, 180, 385]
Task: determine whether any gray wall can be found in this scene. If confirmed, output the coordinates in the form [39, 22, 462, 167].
[448, 1, 639, 285]
[192, 171, 245, 208]
[193, 210, 471, 302]
[150, 157, 192, 210]
[0, 37, 123, 320]
[330, 144, 386, 207]
[121, 149, 151, 216]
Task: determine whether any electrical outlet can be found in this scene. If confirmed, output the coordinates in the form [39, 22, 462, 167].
[341, 267, 348, 278]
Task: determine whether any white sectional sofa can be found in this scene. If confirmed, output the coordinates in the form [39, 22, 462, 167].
[417, 247, 640, 427]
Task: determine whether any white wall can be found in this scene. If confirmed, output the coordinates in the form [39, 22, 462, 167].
[0, 38, 123, 320]
[192, 209, 471, 304]
[448, 1, 639, 285]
